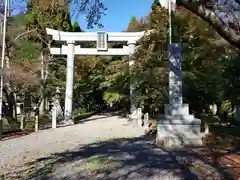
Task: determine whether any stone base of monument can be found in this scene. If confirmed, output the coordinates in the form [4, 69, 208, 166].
[156, 104, 202, 148]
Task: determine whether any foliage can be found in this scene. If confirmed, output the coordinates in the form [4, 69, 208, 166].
[24, 3, 73, 40]
[73, 56, 106, 111]
[73, 107, 87, 116]
[128, 2, 240, 117]
[72, 21, 82, 32]
[126, 16, 148, 32]
[103, 92, 121, 105]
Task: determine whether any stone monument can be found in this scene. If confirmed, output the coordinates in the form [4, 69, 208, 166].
[156, 44, 202, 147]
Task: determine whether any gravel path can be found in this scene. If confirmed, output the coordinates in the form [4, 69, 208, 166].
[0, 113, 223, 180]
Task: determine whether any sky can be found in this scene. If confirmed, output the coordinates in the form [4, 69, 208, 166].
[73, 0, 153, 32]
[8, 0, 153, 32]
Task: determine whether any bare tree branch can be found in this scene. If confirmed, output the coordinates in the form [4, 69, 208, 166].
[14, 28, 38, 41]
[179, 1, 240, 48]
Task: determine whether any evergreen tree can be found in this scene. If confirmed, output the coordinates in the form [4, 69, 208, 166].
[126, 16, 147, 32]
[72, 21, 82, 32]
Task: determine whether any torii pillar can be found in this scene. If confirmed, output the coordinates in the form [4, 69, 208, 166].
[63, 40, 75, 125]
[128, 40, 138, 122]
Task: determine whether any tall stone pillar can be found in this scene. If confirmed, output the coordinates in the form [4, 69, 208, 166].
[156, 44, 202, 147]
[165, 43, 183, 114]
[128, 41, 138, 122]
[63, 40, 75, 125]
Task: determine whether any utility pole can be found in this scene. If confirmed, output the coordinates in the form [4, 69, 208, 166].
[168, 0, 173, 44]
[0, 0, 8, 140]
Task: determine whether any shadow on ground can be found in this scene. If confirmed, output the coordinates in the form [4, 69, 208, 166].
[2, 135, 237, 180]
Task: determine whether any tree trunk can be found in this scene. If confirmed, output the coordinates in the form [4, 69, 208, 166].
[39, 98, 44, 115]
[10, 91, 17, 119]
[232, 99, 240, 122]
[216, 102, 221, 116]
[45, 98, 49, 111]
[39, 51, 45, 115]
[2, 87, 16, 119]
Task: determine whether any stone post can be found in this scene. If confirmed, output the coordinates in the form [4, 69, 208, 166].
[128, 40, 138, 122]
[34, 115, 39, 132]
[137, 108, 143, 127]
[63, 40, 75, 125]
[144, 113, 149, 133]
[20, 115, 25, 130]
[52, 106, 57, 129]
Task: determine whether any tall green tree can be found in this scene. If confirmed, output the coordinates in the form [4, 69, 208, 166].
[29, 0, 106, 29]
[130, 3, 230, 116]
[72, 21, 82, 32]
[23, 1, 75, 115]
[126, 16, 148, 32]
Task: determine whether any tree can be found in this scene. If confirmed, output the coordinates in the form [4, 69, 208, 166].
[0, 13, 42, 121]
[24, 3, 74, 115]
[72, 21, 82, 32]
[127, 2, 233, 117]
[74, 55, 106, 111]
[126, 16, 148, 32]
[177, 0, 240, 49]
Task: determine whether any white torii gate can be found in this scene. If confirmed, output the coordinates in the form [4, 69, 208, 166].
[46, 28, 144, 125]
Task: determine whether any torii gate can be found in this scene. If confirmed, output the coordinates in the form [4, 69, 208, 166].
[46, 28, 144, 125]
